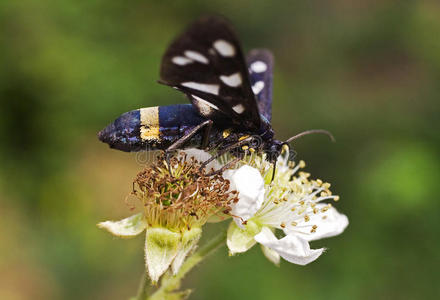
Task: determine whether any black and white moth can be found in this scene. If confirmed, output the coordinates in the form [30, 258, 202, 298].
[98, 16, 331, 174]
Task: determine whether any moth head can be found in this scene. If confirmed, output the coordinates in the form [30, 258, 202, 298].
[265, 140, 284, 163]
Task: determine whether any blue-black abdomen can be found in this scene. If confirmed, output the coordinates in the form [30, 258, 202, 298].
[98, 104, 207, 152]
[159, 104, 204, 128]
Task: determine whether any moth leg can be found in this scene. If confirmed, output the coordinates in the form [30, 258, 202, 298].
[201, 120, 213, 149]
[165, 119, 213, 175]
[167, 119, 213, 152]
[271, 161, 277, 183]
[206, 138, 224, 152]
[200, 136, 253, 171]
[205, 156, 241, 177]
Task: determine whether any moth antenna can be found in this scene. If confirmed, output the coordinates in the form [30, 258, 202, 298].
[285, 129, 335, 144]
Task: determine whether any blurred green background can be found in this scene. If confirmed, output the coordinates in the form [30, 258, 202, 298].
[1, 0, 439, 299]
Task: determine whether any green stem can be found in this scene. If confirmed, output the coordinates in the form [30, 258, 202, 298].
[135, 270, 150, 300]
[147, 230, 227, 300]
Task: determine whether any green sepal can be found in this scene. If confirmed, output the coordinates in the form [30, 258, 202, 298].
[172, 227, 202, 275]
[97, 213, 147, 238]
[227, 220, 261, 254]
[145, 227, 181, 283]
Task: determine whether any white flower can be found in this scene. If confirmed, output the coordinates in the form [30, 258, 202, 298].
[228, 165, 265, 224]
[224, 149, 348, 265]
[98, 149, 237, 283]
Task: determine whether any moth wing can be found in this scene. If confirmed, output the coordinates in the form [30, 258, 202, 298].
[246, 49, 273, 122]
[159, 16, 262, 130]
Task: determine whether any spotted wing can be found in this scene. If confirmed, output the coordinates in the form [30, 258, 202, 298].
[159, 16, 261, 130]
[247, 49, 273, 122]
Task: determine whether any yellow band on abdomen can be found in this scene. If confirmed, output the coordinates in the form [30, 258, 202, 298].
[140, 107, 160, 141]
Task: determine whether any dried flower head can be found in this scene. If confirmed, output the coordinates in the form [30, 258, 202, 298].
[98, 149, 238, 283]
[133, 153, 237, 230]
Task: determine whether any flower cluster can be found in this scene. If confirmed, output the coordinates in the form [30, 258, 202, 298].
[223, 147, 348, 265]
[98, 150, 237, 282]
[98, 147, 348, 284]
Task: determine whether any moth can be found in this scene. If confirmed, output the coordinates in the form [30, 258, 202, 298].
[98, 16, 331, 174]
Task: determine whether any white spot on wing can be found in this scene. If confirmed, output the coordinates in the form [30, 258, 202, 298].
[184, 50, 209, 64]
[192, 95, 219, 116]
[181, 82, 220, 95]
[232, 104, 245, 114]
[252, 81, 265, 95]
[220, 72, 242, 87]
[250, 61, 267, 73]
[213, 40, 235, 57]
[193, 96, 219, 110]
[172, 56, 193, 65]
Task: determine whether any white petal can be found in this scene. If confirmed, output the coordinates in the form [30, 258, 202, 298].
[261, 244, 280, 266]
[287, 206, 349, 242]
[97, 213, 147, 237]
[224, 165, 265, 226]
[145, 227, 181, 283]
[171, 227, 202, 275]
[226, 220, 259, 254]
[179, 148, 222, 171]
[255, 227, 323, 265]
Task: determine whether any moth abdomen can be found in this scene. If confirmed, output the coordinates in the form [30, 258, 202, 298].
[98, 104, 208, 152]
[98, 109, 143, 152]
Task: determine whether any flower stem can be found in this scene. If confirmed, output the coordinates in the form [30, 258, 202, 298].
[147, 230, 227, 300]
[135, 270, 150, 300]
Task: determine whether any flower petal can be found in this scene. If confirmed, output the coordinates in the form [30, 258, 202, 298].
[180, 148, 222, 171]
[226, 220, 260, 254]
[224, 165, 265, 225]
[255, 227, 323, 265]
[145, 227, 181, 283]
[97, 213, 147, 237]
[171, 227, 202, 275]
[261, 244, 280, 266]
[287, 206, 349, 242]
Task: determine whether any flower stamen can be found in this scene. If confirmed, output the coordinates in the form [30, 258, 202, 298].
[132, 153, 238, 231]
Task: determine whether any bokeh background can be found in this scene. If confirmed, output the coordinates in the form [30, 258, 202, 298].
[1, 0, 439, 299]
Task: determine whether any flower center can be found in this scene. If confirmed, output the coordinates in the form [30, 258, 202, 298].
[223, 149, 340, 236]
[258, 159, 340, 235]
[132, 153, 238, 231]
